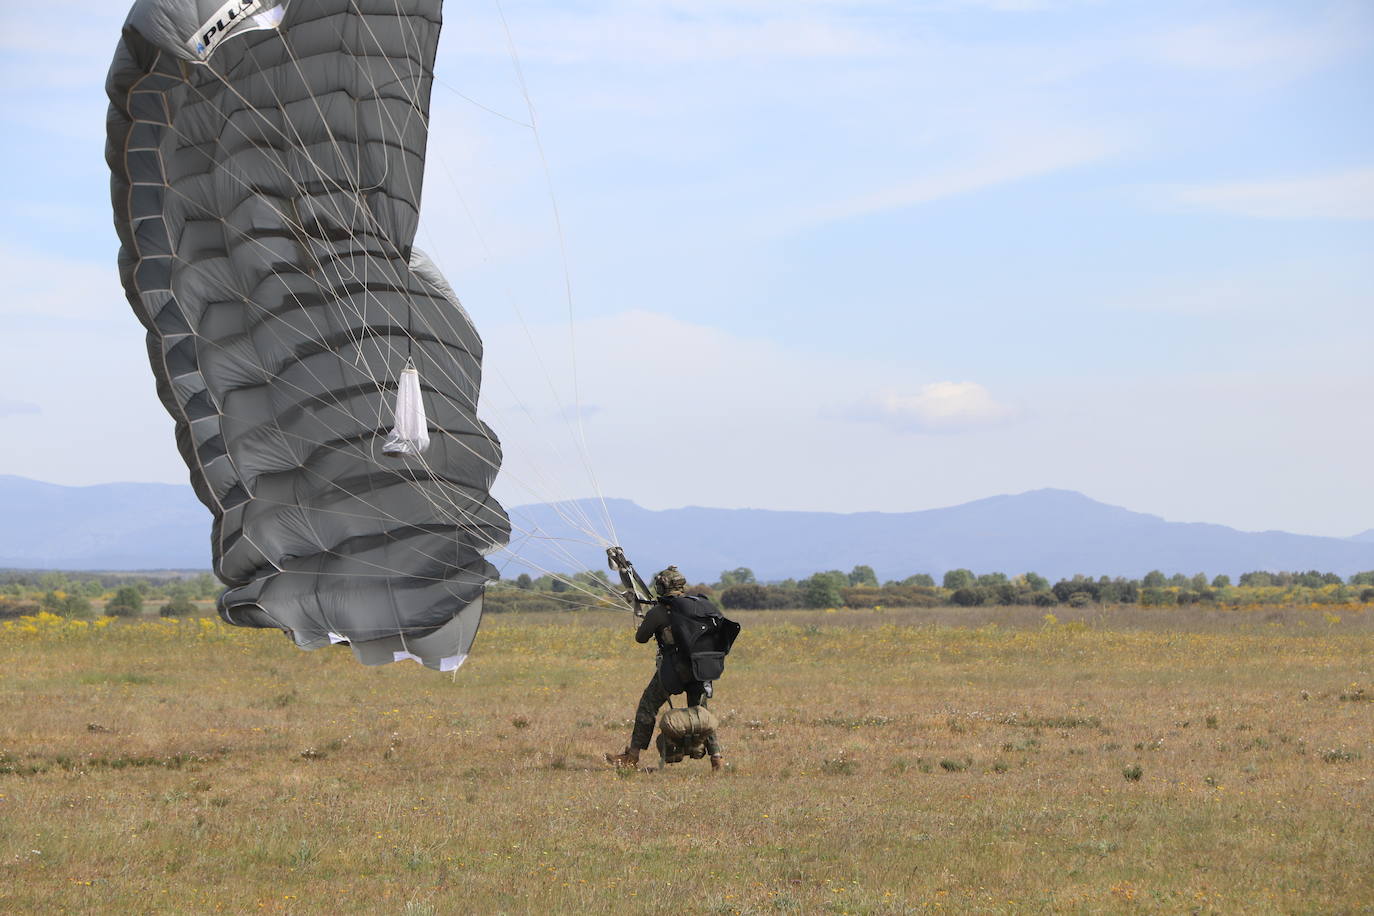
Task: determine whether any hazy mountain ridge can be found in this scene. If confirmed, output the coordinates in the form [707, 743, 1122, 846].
[3, 477, 1372, 580]
[508, 489, 1374, 582]
[0, 475, 210, 570]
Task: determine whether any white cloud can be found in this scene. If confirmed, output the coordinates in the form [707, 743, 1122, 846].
[477, 309, 1018, 512]
[1164, 167, 1374, 221]
[854, 382, 1015, 433]
[474, 310, 1374, 534]
[2, 294, 1370, 537]
[428, 0, 1137, 254]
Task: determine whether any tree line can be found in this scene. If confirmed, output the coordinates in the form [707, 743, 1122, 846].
[489, 564, 1374, 612]
[5, 565, 1374, 620]
[0, 571, 219, 620]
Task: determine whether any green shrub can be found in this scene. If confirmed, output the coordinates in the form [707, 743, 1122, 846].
[802, 572, 846, 609]
[0, 599, 41, 620]
[951, 587, 993, 607]
[1140, 587, 1177, 607]
[106, 586, 144, 617]
[159, 594, 197, 617]
[720, 584, 769, 609]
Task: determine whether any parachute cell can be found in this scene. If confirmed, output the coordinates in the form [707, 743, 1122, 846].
[106, 0, 510, 669]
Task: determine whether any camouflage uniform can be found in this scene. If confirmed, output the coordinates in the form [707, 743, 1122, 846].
[619, 567, 723, 761]
[629, 660, 721, 756]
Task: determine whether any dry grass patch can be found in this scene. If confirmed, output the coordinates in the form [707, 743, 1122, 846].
[0, 607, 1370, 913]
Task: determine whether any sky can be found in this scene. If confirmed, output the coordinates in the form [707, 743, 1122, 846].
[0, 0, 1371, 538]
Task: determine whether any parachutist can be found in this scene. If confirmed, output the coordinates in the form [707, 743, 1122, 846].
[604, 565, 739, 772]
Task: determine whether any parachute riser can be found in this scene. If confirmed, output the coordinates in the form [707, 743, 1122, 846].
[606, 546, 655, 619]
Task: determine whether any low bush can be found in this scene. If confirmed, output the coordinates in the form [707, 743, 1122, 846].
[104, 602, 141, 618]
[159, 595, 197, 618]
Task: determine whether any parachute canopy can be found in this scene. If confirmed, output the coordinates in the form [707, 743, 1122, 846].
[106, 0, 510, 670]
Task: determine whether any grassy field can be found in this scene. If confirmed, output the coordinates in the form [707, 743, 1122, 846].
[1, 606, 1371, 914]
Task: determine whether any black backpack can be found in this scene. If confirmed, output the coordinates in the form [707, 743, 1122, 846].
[664, 595, 741, 684]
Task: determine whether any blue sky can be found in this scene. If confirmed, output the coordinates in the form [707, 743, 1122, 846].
[0, 0, 1371, 537]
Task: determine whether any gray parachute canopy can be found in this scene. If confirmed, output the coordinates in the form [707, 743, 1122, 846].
[106, 0, 509, 671]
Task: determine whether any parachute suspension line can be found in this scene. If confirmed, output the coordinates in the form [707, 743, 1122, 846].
[153, 168, 602, 574]
[188, 47, 555, 522]
[420, 139, 610, 545]
[263, 18, 593, 529]
[147, 149, 603, 582]
[433, 79, 530, 128]
[407, 177, 607, 543]
[222, 475, 609, 607]
[137, 255, 597, 593]
[495, 0, 620, 547]
[164, 15, 611, 602]
[148, 193, 607, 601]
[330, 2, 617, 553]
[354, 4, 612, 546]
[393, 1, 609, 545]
[149, 373, 609, 604]
[262, 23, 614, 549]
[113, 7, 626, 655]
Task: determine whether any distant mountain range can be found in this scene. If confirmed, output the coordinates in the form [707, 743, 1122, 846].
[3, 475, 1372, 581]
[1, 476, 210, 571]
[507, 492, 1374, 582]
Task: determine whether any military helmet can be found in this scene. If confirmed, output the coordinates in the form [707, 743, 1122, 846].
[653, 565, 687, 597]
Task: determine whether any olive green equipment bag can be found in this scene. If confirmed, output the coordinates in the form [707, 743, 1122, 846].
[655, 705, 718, 766]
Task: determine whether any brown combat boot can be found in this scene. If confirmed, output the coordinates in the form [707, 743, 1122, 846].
[710, 754, 725, 772]
[604, 746, 640, 769]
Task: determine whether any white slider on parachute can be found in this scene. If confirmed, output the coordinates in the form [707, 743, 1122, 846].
[382, 366, 431, 457]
